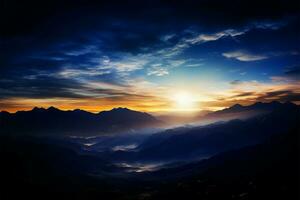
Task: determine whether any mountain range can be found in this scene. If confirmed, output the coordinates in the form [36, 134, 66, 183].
[199, 101, 299, 123]
[98, 101, 300, 162]
[0, 101, 299, 199]
[210, 101, 297, 115]
[0, 102, 298, 199]
[0, 101, 299, 137]
[0, 107, 163, 136]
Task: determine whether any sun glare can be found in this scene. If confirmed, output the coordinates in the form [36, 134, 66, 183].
[173, 92, 196, 111]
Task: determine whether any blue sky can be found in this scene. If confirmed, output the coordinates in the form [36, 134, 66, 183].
[1, 0, 300, 112]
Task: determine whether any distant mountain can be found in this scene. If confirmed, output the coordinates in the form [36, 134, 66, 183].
[97, 107, 160, 128]
[212, 101, 296, 114]
[0, 107, 163, 136]
[113, 101, 300, 162]
[201, 101, 299, 122]
[157, 101, 298, 126]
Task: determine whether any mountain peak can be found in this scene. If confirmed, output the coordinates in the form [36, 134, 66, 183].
[97, 107, 161, 127]
[112, 107, 130, 111]
[105, 107, 136, 114]
[32, 107, 46, 112]
[232, 104, 243, 108]
[47, 106, 61, 111]
[1, 106, 162, 136]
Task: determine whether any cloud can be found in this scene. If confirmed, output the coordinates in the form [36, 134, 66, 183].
[156, 19, 288, 59]
[271, 65, 300, 83]
[270, 76, 291, 82]
[147, 67, 169, 76]
[202, 89, 300, 110]
[50, 52, 149, 81]
[156, 28, 246, 58]
[257, 90, 300, 102]
[232, 92, 255, 98]
[222, 50, 268, 61]
[284, 65, 300, 80]
[186, 29, 245, 44]
[201, 78, 300, 110]
[0, 81, 171, 113]
[0, 76, 87, 99]
[1, 0, 299, 113]
[168, 59, 186, 67]
[230, 80, 243, 85]
[161, 34, 176, 42]
[58, 68, 111, 78]
[250, 20, 288, 30]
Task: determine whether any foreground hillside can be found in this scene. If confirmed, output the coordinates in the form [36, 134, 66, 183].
[0, 120, 298, 199]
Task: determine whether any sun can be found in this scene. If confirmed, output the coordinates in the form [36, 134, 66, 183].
[173, 92, 196, 111]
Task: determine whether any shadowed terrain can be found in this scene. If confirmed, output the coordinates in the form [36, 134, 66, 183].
[0, 102, 299, 199]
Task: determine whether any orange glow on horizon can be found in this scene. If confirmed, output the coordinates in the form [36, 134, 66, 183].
[1, 80, 300, 113]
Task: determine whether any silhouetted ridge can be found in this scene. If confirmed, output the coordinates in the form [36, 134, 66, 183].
[211, 101, 298, 115]
[0, 107, 163, 136]
[98, 107, 159, 127]
[232, 103, 242, 108]
[31, 107, 46, 112]
[47, 106, 61, 112]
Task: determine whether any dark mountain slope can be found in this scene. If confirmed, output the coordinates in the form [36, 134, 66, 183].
[97, 107, 161, 130]
[202, 101, 298, 122]
[126, 102, 300, 161]
[143, 126, 299, 200]
[212, 101, 290, 114]
[0, 114, 298, 200]
[0, 107, 163, 136]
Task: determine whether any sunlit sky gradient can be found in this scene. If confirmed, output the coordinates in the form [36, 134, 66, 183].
[1, 0, 300, 113]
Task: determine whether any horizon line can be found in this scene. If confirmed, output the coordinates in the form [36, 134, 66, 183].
[0, 100, 296, 114]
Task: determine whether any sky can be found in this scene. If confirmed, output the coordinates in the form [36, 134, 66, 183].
[1, 0, 300, 113]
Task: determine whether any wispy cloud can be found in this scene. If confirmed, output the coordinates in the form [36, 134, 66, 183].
[222, 50, 268, 61]
[147, 66, 169, 76]
[23, 19, 287, 84]
[58, 68, 111, 78]
[99, 54, 148, 74]
[185, 29, 245, 44]
[230, 80, 243, 85]
[160, 34, 176, 42]
[156, 29, 245, 58]
[185, 63, 203, 67]
[250, 20, 288, 30]
[270, 65, 300, 82]
[157, 20, 288, 59]
[201, 79, 300, 110]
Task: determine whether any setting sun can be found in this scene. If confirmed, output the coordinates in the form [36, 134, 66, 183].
[173, 92, 197, 111]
